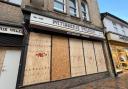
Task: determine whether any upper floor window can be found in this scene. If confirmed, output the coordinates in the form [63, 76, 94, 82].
[81, 1, 89, 21]
[4, 0, 22, 5]
[69, 0, 78, 16]
[54, 0, 66, 12]
[121, 30, 126, 36]
[121, 24, 124, 28]
[120, 25, 126, 35]
[112, 21, 118, 32]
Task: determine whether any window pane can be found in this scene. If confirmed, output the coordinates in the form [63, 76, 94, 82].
[81, 3, 86, 12]
[82, 12, 86, 19]
[70, 8, 76, 16]
[54, 1, 64, 12]
[69, 0, 76, 8]
[56, 0, 64, 3]
[69, 0, 77, 16]
[9, 0, 22, 5]
[81, 2, 87, 19]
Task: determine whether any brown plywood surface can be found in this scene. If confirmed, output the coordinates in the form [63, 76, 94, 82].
[23, 32, 51, 85]
[0, 48, 6, 75]
[52, 36, 70, 81]
[94, 42, 107, 72]
[69, 38, 86, 77]
[83, 40, 98, 74]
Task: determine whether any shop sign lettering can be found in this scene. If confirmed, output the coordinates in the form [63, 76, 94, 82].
[30, 13, 105, 39]
[119, 36, 128, 41]
[0, 25, 23, 35]
[108, 33, 128, 43]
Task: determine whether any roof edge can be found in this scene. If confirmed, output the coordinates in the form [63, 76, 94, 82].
[101, 12, 128, 25]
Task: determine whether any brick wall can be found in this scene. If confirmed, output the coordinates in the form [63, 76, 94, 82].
[21, 0, 103, 30]
[0, 2, 23, 25]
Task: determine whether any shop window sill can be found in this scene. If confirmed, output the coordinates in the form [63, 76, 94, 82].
[0, 1, 21, 7]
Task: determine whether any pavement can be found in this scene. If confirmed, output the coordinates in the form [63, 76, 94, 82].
[70, 72, 128, 89]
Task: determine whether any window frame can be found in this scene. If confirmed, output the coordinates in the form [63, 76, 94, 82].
[54, 0, 66, 13]
[3, 0, 22, 5]
[112, 22, 118, 33]
[81, 1, 90, 21]
[121, 29, 126, 36]
[69, 0, 79, 17]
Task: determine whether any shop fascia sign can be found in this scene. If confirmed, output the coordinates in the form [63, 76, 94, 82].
[107, 33, 128, 43]
[0, 25, 23, 35]
[30, 13, 105, 39]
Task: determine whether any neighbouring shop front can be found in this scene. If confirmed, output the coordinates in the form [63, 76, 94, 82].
[0, 24, 23, 89]
[19, 13, 108, 89]
[107, 32, 128, 74]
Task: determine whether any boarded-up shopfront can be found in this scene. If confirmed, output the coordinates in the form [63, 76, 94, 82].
[0, 25, 23, 89]
[21, 13, 108, 88]
[107, 33, 128, 73]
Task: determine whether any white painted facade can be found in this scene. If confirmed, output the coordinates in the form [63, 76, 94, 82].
[103, 17, 128, 36]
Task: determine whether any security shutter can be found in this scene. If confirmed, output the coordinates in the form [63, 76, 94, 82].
[0, 33, 23, 46]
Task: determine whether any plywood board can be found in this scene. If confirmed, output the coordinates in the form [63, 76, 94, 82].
[52, 36, 70, 81]
[0, 48, 6, 75]
[69, 38, 86, 77]
[23, 32, 51, 85]
[94, 42, 107, 72]
[83, 40, 98, 74]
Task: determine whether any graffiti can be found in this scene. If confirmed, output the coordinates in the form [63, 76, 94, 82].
[36, 52, 47, 58]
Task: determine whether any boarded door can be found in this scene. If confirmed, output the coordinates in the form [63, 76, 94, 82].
[0, 48, 21, 89]
[94, 42, 107, 72]
[83, 40, 97, 74]
[23, 32, 51, 85]
[52, 36, 70, 81]
[69, 38, 86, 77]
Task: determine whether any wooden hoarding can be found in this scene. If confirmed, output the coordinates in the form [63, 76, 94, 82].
[69, 38, 86, 77]
[52, 36, 70, 81]
[23, 32, 51, 85]
[83, 40, 98, 74]
[94, 42, 107, 72]
[0, 48, 6, 75]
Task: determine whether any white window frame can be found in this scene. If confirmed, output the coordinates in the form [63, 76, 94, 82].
[69, 0, 79, 17]
[112, 22, 118, 33]
[122, 29, 126, 36]
[54, 0, 66, 13]
[120, 25, 126, 36]
[4, 0, 22, 5]
[81, 1, 90, 21]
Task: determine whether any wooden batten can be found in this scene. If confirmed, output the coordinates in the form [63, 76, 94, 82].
[0, 48, 6, 75]
[94, 42, 107, 72]
[83, 40, 98, 74]
[69, 38, 86, 77]
[52, 36, 70, 81]
[23, 32, 51, 85]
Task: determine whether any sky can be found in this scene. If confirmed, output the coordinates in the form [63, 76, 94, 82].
[97, 0, 128, 22]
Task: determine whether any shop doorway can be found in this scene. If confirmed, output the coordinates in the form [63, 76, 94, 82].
[110, 45, 128, 73]
[0, 48, 21, 89]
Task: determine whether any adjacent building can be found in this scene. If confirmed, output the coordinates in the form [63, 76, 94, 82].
[101, 12, 128, 75]
[0, 1, 23, 89]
